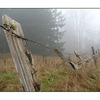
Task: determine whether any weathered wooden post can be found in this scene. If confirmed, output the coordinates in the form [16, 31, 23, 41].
[98, 49, 100, 57]
[2, 15, 41, 91]
[54, 48, 80, 74]
[74, 51, 82, 61]
[74, 51, 88, 67]
[91, 46, 97, 66]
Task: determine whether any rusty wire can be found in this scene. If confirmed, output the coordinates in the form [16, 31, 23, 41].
[0, 25, 52, 50]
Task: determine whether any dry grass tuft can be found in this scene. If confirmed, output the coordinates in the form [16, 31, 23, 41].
[0, 79, 7, 91]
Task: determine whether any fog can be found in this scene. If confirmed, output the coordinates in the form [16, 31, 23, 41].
[0, 9, 100, 56]
[61, 9, 100, 55]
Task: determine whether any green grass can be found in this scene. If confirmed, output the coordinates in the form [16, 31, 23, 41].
[0, 67, 23, 91]
[1, 55, 100, 91]
[39, 67, 76, 91]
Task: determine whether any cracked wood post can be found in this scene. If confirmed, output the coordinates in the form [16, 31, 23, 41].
[91, 46, 97, 66]
[2, 15, 42, 91]
[54, 48, 79, 74]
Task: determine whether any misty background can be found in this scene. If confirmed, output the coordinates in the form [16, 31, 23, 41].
[0, 9, 100, 56]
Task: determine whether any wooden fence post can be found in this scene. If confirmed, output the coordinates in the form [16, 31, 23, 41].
[74, 51, 83, 61]
[2, 15, 41, 91]
[91, 46, 97, 66]
[98, 49, 100, 57]
[54, 48, 80, 74]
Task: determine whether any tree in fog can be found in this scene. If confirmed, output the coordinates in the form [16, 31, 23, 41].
[0, 9, 66, 55]
[63, 10, 90, 54]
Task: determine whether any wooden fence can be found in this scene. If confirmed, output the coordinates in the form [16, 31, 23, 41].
[1, 15, 100, 91]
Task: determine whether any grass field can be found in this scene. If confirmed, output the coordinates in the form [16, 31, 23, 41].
[0, 54, 100, 92]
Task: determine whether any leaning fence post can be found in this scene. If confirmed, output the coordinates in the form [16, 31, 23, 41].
[54, 48, 79, 74]
[98, 49, 100, 57]
[2, 15, 42, 91]
[91, 46, 97, 66]
[97, 49, 100, 57]
[74, 51, 83, 61]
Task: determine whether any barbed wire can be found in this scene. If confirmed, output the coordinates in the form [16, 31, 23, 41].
[1, 24, 100, 70]
[0, 25, 53, 51]
[0, 24, 100, 61]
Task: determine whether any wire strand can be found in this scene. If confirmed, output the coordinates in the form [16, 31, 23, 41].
[0, 25, 53, 50]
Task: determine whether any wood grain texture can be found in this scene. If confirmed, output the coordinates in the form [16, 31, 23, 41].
[2, 15, 41, 91]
